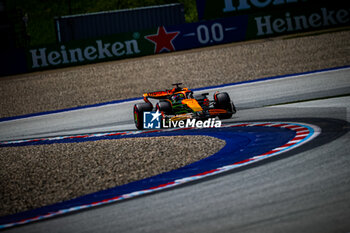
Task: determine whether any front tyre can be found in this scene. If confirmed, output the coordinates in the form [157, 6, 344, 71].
[133, 103, 153, 130]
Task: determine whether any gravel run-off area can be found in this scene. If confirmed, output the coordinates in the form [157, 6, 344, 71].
[0, 136, 225, 216]
[0, 29, 349, 217]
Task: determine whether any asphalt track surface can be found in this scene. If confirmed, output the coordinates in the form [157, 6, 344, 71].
[1, 67, 350, 232]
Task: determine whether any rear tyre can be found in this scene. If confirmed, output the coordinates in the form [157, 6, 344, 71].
[133, 103, 153, 130]
[156, 101, 172, 115]
[214, 92, 235, 120]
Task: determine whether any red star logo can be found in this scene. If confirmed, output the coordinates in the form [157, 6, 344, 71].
[145, 26, 179, 54]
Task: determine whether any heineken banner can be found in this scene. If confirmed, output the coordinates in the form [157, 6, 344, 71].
[26, 1, 349, 72]
[27, 15, 248, 71]
[247, 4, 350, 39]
[196, 0, 347, 20]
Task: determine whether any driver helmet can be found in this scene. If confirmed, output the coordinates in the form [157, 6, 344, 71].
[172, 93, 184, 102]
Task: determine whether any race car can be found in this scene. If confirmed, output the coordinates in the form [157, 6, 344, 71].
[133, 83, 236, 130]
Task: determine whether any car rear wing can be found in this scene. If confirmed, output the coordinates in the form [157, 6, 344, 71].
[143, 90, 172, 103]
[143, 87, 191, 103]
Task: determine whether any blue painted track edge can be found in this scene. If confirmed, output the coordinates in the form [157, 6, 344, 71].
[0, 122, 321, 229]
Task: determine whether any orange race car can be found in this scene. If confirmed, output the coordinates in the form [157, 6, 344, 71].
[133, 83, 236, 130]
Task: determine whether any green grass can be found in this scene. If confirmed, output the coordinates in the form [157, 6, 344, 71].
[6, 0, 198, 47]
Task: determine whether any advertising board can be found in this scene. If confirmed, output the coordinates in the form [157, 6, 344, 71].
[246, 4, 350, 39]
[27, 15, 248, 71]
[21, 1, 350, 73]
[196, 0, 346, 20]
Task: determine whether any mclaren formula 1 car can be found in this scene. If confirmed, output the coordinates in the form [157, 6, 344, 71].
[133, 83, 236, 130]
